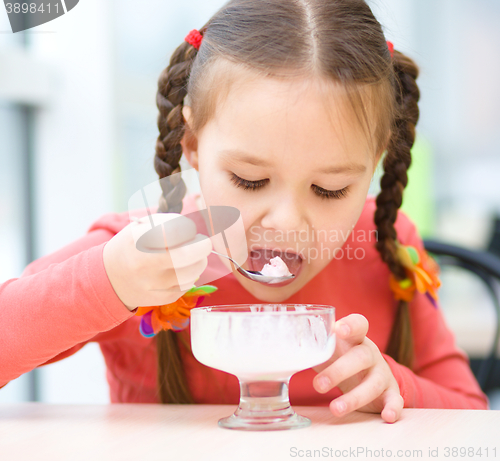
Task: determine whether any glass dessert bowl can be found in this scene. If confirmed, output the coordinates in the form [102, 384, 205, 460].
[190, 304, 336, 431]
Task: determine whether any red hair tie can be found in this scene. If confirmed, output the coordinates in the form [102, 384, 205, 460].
[185, 29, 203, 50]
[387, 41, 394, 59]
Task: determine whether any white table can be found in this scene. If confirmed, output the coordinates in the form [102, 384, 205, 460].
[1, 404, 499, 461]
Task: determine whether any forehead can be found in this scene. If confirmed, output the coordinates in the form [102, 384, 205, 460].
[199, 69, 376, 170]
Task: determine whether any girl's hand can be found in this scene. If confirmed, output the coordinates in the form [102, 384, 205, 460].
[103, 213, 212, 310]
[312, 314, 404, 423]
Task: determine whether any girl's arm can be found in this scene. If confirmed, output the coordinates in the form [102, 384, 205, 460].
[384, 352, 488, 409]
[312, 211, 488, 420]
[0, 209, 211, 389]
[312, 310, 487, 425]
[382, 292, 489, 409]
[388, 214, 489, 409]
[0, 228, 135, 388]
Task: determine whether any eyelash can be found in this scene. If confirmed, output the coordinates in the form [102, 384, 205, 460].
[229, 173, 350, 200]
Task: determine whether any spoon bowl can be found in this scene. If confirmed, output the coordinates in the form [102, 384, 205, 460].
[211, 250, 295, 284]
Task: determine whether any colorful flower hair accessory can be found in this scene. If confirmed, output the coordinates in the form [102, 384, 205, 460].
[389, 241, 441, 308]
[135, 285, 217, 338]
[185, 29, 203, 50]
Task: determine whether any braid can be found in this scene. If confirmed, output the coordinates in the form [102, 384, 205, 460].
[374, 50, 420, 368]
[154, 40, 199, 404]
[154, 42, 197, 213]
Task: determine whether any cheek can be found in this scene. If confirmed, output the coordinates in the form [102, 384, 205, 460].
[197, 169, 258, 247]
[198, 169, 257, 221]
[197, 167, 227, 206]
[309, 199, 367, 256]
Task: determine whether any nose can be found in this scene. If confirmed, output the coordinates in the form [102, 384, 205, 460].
[260, 193, 306, 232]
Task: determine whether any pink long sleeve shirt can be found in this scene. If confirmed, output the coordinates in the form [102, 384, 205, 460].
[0, 194, 488, 409]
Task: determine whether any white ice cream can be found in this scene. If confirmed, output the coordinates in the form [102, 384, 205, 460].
[191, 305, 335, 381]
[260, 256, 292, 277]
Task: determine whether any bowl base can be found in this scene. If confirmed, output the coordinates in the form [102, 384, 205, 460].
[218, 410, 311, 431]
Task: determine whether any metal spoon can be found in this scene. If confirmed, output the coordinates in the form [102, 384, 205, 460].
[211, 250, 295, 284]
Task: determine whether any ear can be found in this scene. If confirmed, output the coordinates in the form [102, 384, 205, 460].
[181, 106, 199, 171]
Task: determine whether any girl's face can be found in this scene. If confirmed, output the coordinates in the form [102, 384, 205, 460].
[181, 74, 383, 302]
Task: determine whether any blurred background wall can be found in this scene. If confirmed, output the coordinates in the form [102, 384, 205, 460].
[1, 0, 499, 404]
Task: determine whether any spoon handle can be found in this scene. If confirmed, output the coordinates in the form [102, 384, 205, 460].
[211, 250, 234, 263]
[211, 250, 249, 277]
[211, 250, 243, 270]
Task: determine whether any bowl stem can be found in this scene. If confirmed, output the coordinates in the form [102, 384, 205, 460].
[218, 378, 311, 431]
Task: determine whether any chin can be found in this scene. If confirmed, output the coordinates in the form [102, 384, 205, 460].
[254, 287, 295, 303]
[236, 272, 305, 303]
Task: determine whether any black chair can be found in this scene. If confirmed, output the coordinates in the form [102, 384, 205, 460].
[423, 239, 500, 393]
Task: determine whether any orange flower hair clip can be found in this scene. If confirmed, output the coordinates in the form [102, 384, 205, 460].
[389, 241, 441, 307]
[135, 285, 217, 337]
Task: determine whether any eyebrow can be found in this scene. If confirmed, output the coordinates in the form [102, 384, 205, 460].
[218, 149, 367, 175]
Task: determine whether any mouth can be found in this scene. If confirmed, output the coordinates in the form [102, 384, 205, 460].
[248, 247, 303, 286]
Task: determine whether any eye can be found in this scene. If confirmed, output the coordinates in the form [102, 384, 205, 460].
[230, 173, 349, 200]
[230, 173, 268, 190]
[312, 185, 350, 200]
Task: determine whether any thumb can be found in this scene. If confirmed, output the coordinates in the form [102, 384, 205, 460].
[335, 314, 369, 346]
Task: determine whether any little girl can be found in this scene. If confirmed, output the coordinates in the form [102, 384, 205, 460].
[0, 0, 488, 421]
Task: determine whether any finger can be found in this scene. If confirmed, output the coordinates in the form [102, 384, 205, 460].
[133, 214, 198, 252]
[380, 387, 404, 424]
[166, 257, 209, 291]
[314, 343, 374, 392]
[169, 234, 213, 268]
[147, 258, 209, 293]
[140, 233, 212, 270]
[138, 286, 192, 307]
[335, 314, 369, 345]
[328, 369, 388, 417]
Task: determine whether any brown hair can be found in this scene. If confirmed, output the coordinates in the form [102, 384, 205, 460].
[153, 0, 420, 403]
